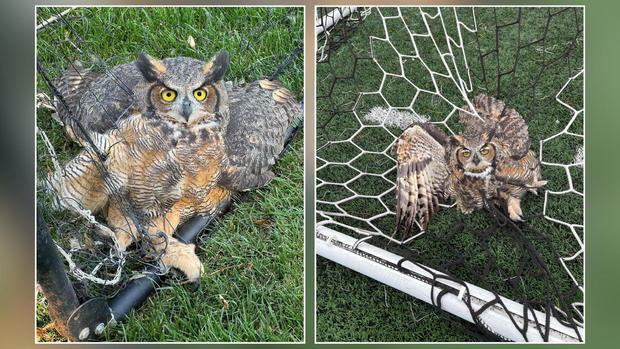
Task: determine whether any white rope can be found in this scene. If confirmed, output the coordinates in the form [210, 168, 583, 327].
[38, 126, 126, 285]
[36, 127, 60, 172]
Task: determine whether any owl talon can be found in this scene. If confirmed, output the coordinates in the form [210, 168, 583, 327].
[507, 197, 523, 221]
[185, 280, 201, 292]
[160, 240, 204, 282]
[510, 214, 524, 222]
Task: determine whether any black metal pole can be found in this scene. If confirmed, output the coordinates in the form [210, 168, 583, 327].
[107, 214, 215, 321]
[108, 266, 161, 322]
[37, 207, 79, 340]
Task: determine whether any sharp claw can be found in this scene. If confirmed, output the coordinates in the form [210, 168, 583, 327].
[510, 211, 524, 222]
[186, 280, 200, 292]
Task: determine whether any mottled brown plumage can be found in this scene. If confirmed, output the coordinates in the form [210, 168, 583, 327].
[392, 95, 547, 238]
[48, 52, 301, 280]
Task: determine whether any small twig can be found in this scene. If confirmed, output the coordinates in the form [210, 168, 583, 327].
[36, 7, 76, 31]
[207, 264, 237, 276]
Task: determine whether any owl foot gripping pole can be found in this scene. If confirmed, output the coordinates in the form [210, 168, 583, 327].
[61, 115, 303, 341]
[63, 215, 210, 341]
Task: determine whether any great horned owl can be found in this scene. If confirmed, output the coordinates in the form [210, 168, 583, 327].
[391, 95, 547, 237]
[48, 51, 301, 281]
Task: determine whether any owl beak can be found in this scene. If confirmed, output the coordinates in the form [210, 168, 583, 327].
[472, 154, 480, 165]
[182, 99, 192, 121]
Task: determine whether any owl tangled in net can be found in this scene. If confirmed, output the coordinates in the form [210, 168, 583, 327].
[48, 51, 301, 281]
[392, 95, 547, 237]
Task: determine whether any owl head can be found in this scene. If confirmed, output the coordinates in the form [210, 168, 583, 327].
[136, 51, 229, 126]
[450, 128, 496, 177]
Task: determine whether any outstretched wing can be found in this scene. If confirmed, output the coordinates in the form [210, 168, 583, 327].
[220, 79, 302, 191]
[391, 123, 449, 237]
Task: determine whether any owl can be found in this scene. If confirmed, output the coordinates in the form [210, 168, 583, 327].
[391, 94, 547, 237]
[47, 51, 301, 281]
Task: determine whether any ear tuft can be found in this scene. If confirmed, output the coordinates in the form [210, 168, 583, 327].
[136, 53, 165, 82]
[203, 50, 229, 82]
[450, 135, 463, 147]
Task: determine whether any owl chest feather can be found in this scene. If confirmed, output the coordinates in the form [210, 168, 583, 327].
[448, 169, 500, 211]
[113, 116, 229, 217]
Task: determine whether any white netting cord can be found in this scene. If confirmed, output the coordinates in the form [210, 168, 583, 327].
[316, 6, 584, 326]
[540, 68, 585, 319]
[37, 126, 126, 286]
[317, 7, 482, 243]
[413, 7, 478, 114]
[36, 126, 61, 172]
[316, 7, 372, 63]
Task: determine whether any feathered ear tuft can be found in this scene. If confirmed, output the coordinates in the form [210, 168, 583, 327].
[203, 50, 229, 83]
[136, 53, 166, 83]
[450, 135, 463, 147]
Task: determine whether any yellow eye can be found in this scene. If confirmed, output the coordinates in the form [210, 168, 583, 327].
[193, 88, 208, 101]
[480, 147, 490, 155]
[462, 149, 471, 158]
[161, 89, 176, 102]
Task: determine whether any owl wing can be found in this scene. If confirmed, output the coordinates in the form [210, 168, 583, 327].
[53, 63, 101, 120]
[219, 79, 302, 191]
[53, 62, 143, 143]
[471, 94, 531, 160]
[391, 123, 449, 236]
[53, 63, 102, 142]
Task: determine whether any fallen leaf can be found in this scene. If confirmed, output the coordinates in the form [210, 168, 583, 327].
[218, 294, 229, 310]
[187, 35, 196, 49]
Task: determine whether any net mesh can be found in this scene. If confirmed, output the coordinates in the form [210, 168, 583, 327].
[316, 6, 583, 342]
[36, 7, 303, 300]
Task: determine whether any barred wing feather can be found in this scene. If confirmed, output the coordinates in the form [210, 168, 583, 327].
[220, 79, 301, 191]
[391, 124, 449, 236]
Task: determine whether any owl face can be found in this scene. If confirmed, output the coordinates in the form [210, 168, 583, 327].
[136, 51, 229, 126]
[452, 133, 496, 177]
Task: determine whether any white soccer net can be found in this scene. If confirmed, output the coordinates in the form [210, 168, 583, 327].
[316, 7, 583, 342]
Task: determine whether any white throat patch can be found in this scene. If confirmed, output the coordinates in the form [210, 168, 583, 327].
[464, 166, 493, 178]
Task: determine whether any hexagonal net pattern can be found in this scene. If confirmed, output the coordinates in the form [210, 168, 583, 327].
[316, 7, 583, 341]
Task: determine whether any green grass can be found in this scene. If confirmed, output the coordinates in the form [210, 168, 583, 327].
[36, 7, 303, 342]
[316, 7, 583, 342]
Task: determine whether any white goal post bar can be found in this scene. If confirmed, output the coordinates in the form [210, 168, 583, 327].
[316, 226, 584, 342]
[315, 7, 359, 36]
